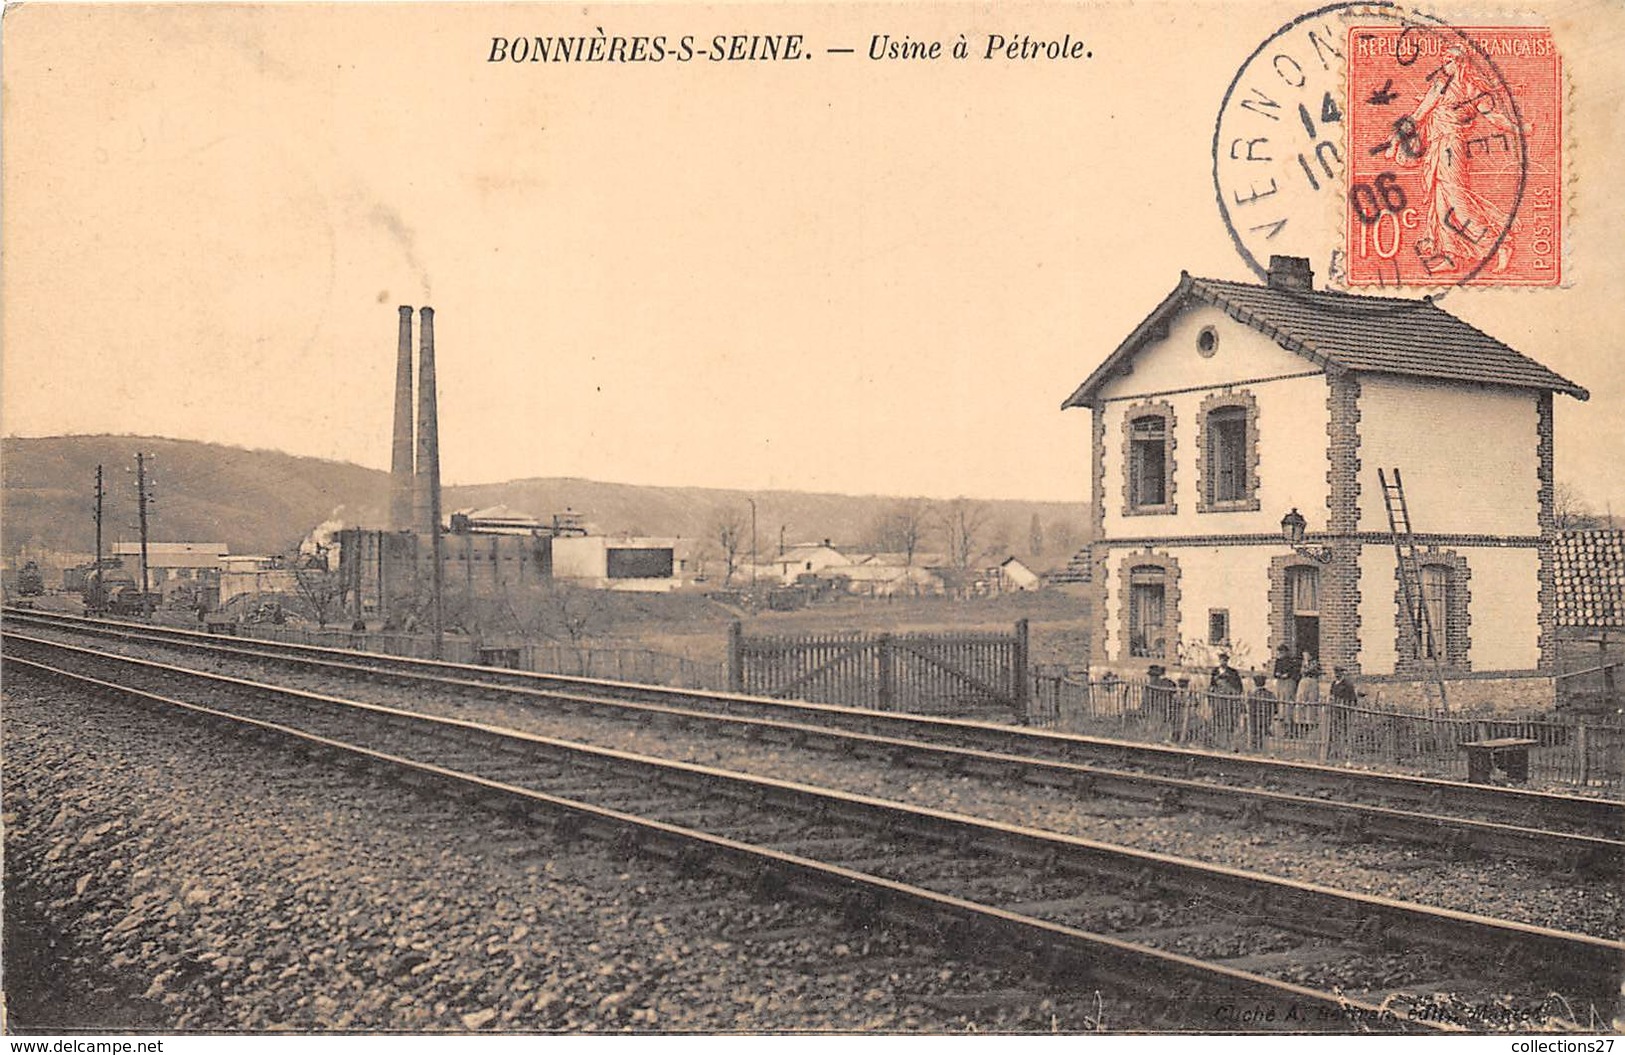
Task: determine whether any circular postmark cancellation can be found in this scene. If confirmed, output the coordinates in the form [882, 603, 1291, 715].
[1213, 3, 1558, 293]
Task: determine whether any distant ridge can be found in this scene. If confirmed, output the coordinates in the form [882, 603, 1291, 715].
[1, 436, 1089, 567]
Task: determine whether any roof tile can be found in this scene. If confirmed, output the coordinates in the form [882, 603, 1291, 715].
[1064, 274, 1588, 406]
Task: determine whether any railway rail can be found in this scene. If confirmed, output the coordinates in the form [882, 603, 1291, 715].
[5, 608, 1621, 873]
[6, 636, 1622, 1030]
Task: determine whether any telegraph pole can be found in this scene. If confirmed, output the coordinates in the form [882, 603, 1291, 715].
[135, 452, 153, 618]
[748, 497, 758, 592]
[92, 465, 105, 610]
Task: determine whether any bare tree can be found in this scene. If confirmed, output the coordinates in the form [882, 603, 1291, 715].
[1049, 517, 1079, 557]
[936, 497, 993, 575]
[289, 546, 341, 628]
[870, 498, 931, 566]
[1555, 482, 1605, 531]
[712, 506, 748, 584]
[497, 581, 615, 667]
[1028, 513, 1045, 560]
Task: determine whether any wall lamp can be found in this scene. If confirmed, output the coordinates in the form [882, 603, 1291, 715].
[1281, 508, 1334, 564]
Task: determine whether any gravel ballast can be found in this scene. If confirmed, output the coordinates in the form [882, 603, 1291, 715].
[4, 676, 1151, 1033]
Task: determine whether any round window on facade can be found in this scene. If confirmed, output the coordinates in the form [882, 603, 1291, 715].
[1196, 326, 1219, 357]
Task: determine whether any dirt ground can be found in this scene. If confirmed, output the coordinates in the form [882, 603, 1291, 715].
[17, 585, 1093, 673]
[600, 590, 1093, 671]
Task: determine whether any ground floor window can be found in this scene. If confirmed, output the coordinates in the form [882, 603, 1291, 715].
[1128, 566, 1168, 658]
[1418, 564, 1450, 660]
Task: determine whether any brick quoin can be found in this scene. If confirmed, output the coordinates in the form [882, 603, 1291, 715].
[1536, 390, 1557, 672]
[1323, 373, 1363, 675]
[1090, 404, 1110, 665]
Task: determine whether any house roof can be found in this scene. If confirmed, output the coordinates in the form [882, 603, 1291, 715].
[111, 542, 228, 568]
[1062, 272, 1589, 408]
[778, 544, 848, 562]
[459, 504, 539, 522]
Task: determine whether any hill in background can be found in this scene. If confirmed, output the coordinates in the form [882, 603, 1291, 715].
[2, 435, 1089, 570]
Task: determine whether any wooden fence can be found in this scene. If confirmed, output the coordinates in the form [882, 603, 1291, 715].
[1031, 669, 1625, 791]
[227, 624, 727, 691]
[728, 620, 1030, 720]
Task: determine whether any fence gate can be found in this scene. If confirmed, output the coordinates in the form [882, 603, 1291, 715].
[728, 619, 1030, 720]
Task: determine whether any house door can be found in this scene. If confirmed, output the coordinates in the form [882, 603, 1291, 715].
[1288, 566, 1320, 661]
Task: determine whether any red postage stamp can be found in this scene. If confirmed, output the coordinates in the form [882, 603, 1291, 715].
[1345, 25, 1562, 287]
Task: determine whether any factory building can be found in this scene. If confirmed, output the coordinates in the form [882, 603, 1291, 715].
[335, 307, 686, 627]
[110, 541, 226, 605]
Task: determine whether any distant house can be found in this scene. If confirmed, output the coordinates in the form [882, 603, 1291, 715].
[1064, 256, 1586, 708]
[836, 554, 945, 597]
[988, 557, 1041, 593]
[774, 541, 852, 584]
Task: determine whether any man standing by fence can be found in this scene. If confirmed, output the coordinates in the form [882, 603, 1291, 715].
[1146, 664, 1179, 738]
[1273, 644, 1301, 702]
[1209, 653, 1245, 745]
[1247, 674, 1277, 752]
[1328, 666, 1360, 758]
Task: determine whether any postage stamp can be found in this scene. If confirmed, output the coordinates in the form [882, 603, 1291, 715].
[1344, 25, 1562, 287]
[1213, 5, 1564, 293]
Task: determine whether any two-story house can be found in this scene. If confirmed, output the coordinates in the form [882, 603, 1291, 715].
[1064, 256, 1587, 709]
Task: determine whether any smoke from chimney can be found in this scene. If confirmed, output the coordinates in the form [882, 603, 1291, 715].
[390, 306, 415, 531]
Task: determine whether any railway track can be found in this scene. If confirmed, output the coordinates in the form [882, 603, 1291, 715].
[6, 636, 1622, 1030]
[6, 608, 1621, 875]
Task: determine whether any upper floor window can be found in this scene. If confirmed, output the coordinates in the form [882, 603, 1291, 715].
[1123, 404, 1176, 515]
[1130, 416, 1167, 505]
[1209, 408, 1248, 501]
[1197, 392, 1260, 512]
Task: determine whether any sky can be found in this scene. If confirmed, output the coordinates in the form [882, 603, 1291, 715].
[3, 0, 1622, 512]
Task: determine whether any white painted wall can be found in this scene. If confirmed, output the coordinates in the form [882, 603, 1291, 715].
[1357, 376, 1540, 536]
[1461, 548, 1542, 671]
[1095, 303, 1331, 540]
[1357, 545, 1540, 674]
[1093, 302, 1313, 398]
[550, 536, 608, 580]
[1171, 546, 1278, 672]
[552, 535, 682, 589]
[1359, 545, 1400, 675]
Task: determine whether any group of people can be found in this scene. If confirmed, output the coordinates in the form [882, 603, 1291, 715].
[1139, 645, 1360, 751]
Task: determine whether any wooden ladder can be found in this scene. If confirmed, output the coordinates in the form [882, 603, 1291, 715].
[1379, 468, 1449, 712]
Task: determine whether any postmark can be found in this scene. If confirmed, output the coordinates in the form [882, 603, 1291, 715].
[1212, 2, 1355, 287]
[1213, 3, 1555, 292]
[1345, 25, 1561, 287]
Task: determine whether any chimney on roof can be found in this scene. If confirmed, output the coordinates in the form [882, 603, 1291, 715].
[1267, 255, 1314, 291]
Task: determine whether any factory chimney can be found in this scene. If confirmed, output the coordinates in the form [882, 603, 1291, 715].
[389, 306, 415, 531]
[415, 306, 444, 657]
[414, 306, 441, 539]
